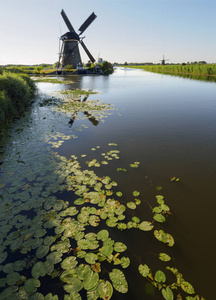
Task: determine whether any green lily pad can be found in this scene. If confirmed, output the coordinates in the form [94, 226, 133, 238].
[32, 261, 47, 278]
[127, 202, 136, 209]
[63, 277, 83, 292]
[85, 253, 98, 264]
[100, 244, 113, 257]
[132, 216, 140, 223]
[97, 230, 109, 241]
[74, 198, 85, 205]
[117, 223, 127, 230]
[114, 242, 127, 253]
[154, 230, 175, 247]
[106, 218, 117, 227]
[153, 213, 166, 223]
[121, 257, 130, 268]
[155, 270, 166, 283]
[139, 221, 154, 231]
[109, 269, 128, 293]
[77, 264, 92, 280]
[159, 253, 171, 262]
[46, 251, 62, 265]
[156, 195, 164, 204]
[77, 239, 91, 250]
[0, 252, 7, 264]
[98, 280, 113, 300]
[181, 281, 195, 294]
[6, 272, 21, 285]
[83, 272, 99, 291]
[153, 206, 163, 213]
[115, 204, 126, 215]
[161, 287, 174, 300]
[36, 245, 50, 258]
[138, 264, 150, 277]
[61, 256, 77, 270]
[24, 278, 40, 293]
[116, 192, 122, 197]
[132, 191, 140, 197]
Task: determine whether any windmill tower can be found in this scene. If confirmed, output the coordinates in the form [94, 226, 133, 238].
[160, 55, 169, 65]
[58, 9, 97, 69]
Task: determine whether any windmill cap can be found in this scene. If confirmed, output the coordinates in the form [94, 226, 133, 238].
[60, 32, 79, 41]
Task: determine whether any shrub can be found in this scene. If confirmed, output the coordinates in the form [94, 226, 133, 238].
[100, 61, 114, 75]
[0, 72, 36, 133]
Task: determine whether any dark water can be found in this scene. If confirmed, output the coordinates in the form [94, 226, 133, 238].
[71, 68, 216, 299]
[1, 67, 216, 299]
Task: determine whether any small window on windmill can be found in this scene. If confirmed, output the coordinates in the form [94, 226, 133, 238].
[72, 52, 75, 58]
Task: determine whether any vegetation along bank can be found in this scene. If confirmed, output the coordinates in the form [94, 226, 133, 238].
[126, 64, 216, 77]
[0, 72, 36, 134]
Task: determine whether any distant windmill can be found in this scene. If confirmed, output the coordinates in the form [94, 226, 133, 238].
[160, 55, 169, 65]
[58, 9, 97, 69]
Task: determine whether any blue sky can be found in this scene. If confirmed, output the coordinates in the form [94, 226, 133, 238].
[0, 0, 216, 65]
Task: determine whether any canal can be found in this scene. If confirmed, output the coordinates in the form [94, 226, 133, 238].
[0, 67, 215, 299]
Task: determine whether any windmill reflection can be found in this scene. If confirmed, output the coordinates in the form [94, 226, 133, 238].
[68, 94, 99, 128]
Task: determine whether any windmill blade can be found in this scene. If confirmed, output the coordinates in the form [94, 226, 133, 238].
[61, 9, 76, 33]
[80, 40, 95, 63]
[78, 12, 97, 35]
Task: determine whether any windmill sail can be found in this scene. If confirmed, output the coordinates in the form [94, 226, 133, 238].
[80, 40, 95, 63]
[78, 12, 97, 35]
[61, 9, 76, 33]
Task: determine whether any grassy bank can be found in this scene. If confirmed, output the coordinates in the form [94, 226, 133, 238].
[126, 64, 216, 77]
[0, 72, 36, 134]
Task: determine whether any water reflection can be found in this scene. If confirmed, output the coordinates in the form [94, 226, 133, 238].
[68, 94, 99, 128]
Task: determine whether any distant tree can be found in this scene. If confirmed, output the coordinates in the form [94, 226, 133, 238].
[124, 62, 128, 66]
[100, 61, 114, 75]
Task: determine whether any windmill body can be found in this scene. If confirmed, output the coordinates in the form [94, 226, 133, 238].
[59, 9, 97, 70]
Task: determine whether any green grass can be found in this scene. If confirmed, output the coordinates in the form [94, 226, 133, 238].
[0, 72, 36, 134]
[126, 64, 216, 78]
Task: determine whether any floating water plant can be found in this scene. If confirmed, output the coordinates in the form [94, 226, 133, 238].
[0, 84, 206, 300]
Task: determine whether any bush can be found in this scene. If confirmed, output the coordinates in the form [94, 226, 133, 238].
[0, 72, 36, 133]
[100, 61, 114, 75]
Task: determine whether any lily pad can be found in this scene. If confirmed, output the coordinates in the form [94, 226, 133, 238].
[32, 261, 47, 278]
[121, 257, 130, 268]
[74, 198, 85, 205]
[6, 272, 21, 285]
[97, 230, 109, 241]
[159, 253, 171, 262]
[98, 280, 113, 300]
[138, 264, 150, 277]
[24, 278, 40, 293]
[100, 245, 113, 257]
[181, 281, 195, 294]
[161, 287, 174, 300]
[77, 264, 92, 280]
[127, 202, 136, 209]
[114, 242, 127, 253]
[132, 191, 140, 197]
[154, 230, 175, 247]
[83, 272, 99, 291]
[63, 277, 83, 292]
[139, 221, 154, 231]
[85, 253, 98, 264]
[153, 214, 166, 223]
[61, 256, 77, 270]
[155, 270, 166, 283]
[109, 269, 128, 293]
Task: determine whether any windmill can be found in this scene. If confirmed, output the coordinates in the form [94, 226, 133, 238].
[160, 55, 169, 65]
[58, 9, 97, 69]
